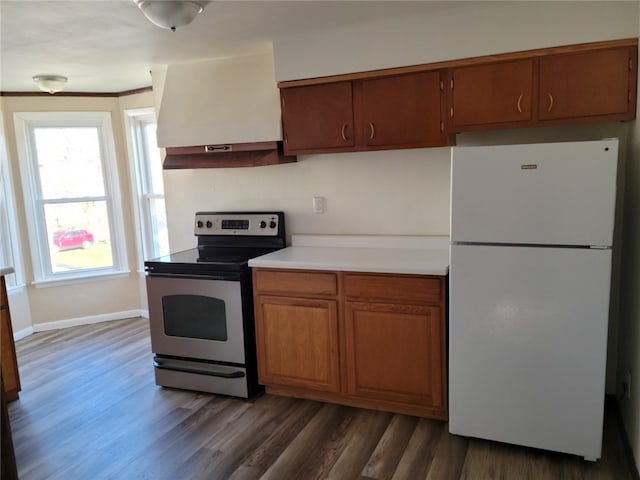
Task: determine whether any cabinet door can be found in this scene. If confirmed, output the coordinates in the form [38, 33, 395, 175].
[1, 278, 20, 401]
[450, 59, 534, 131]
[255, 295, 340, 393]
[280, 82, 354, 154]
[355, 71, 445, 148]
[344, 301, 444, 409]
[538, 47, 636, 122]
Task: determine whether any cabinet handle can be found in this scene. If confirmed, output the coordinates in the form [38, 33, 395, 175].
[341, 124, 348, 141]
[547, 93, 554, 112]
[517, 94, 523, 113]
[369, 122, 375, 140]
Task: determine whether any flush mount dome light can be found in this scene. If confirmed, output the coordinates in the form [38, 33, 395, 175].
[32, 75, 68, 94]
[135, 1, 207, 31]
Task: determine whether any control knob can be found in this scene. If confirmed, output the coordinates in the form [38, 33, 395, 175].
[269, 220, 277, 229]
[206, 221, 212, 228]
[196, 220, 203, 228]
[259, 221, 267, 229]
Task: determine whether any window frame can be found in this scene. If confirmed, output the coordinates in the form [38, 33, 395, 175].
[0, 114, 23, 288]
[13, 111, 128, 285]
[124, 107, 168, 270]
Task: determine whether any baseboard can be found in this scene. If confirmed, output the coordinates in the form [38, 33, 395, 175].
[13, 326, 34, 341]
[32, 309, 145, 333]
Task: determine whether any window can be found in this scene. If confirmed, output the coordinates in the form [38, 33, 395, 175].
[124, 108, 169, 266]
[0, 115, 21, 287]
[14, 112, 127, 284]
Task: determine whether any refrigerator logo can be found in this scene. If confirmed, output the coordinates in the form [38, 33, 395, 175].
[521, 164, 538, 170]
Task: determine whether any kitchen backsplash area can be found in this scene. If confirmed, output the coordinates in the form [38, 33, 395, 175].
[163, 147, 452, 252]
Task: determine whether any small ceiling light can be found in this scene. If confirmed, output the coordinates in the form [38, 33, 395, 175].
[135, 1, 207, 31]
[32, 75, 68, 94]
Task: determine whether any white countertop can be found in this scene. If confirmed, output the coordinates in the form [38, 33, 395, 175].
[0, 265, 15, 276]
[249, 235, 449, 276]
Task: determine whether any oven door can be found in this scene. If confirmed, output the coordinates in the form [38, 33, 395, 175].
[146, 275, 245, 364]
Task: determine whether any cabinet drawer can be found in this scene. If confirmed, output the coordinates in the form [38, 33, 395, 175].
[254, 269, 338, 296]
[343, 274, 441, 304]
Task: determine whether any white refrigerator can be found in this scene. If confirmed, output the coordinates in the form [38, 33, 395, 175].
[448, 139, 618, 461]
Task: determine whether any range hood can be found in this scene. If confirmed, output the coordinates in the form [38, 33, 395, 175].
[152, 52, 295, 168]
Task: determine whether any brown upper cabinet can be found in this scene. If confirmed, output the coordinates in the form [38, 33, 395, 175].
[279, 38, 637, 153]
[449, 45, 637, 132]
[537, 47, 636, 123]
[449, 59, 534, 131]
[281, 81, 355, 153]
[354, 72, 446, 149]
[280, 71, 448, 155]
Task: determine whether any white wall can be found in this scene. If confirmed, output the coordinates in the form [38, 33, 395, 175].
[155, 53, 282, 148]
[1, 92, 155, 328]
[0, 98, 33, 336]
[164, 148, 451, 251]
[617, 8, 640, 472]
[274, 1, 638, 82]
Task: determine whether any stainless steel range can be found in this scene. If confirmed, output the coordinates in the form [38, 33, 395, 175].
[144, 211, 286, 398]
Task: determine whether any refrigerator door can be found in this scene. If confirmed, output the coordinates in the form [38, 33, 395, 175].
[450, 139, 618, 246]
[449, 244, 612, 459]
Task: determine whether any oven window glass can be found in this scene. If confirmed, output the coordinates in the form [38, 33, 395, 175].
[162, 295, 228, 341]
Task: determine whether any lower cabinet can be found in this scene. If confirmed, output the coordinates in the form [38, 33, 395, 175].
[253, 268, 447, 420]
[1, 276, 20, 402]
[344, 302, 444, 410]
[254, 295, 340, 393]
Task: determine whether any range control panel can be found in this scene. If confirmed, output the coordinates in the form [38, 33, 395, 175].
[194, 212, 283, 236]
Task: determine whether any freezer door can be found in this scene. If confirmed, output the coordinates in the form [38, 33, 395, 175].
[449, 244, 612, 459]
[450, 139, 618, 246]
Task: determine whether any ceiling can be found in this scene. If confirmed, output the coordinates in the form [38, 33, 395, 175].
[0, 0, 445, 93]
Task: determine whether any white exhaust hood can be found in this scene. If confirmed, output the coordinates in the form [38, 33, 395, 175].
[152, 52, 294, 168]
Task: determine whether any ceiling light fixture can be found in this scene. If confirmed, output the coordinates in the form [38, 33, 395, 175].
[135, 1, 207, 31]
[32, 75, 68, 94]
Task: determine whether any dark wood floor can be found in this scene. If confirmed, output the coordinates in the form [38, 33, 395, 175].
[7, 318, 636, 480]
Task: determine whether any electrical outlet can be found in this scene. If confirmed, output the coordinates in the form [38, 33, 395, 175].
[312, 196, 326, 214]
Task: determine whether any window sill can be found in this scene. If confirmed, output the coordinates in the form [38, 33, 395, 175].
[33, 270, 132, 288]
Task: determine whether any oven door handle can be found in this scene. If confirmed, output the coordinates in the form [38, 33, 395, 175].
[145, 271, 240, 281]
[153, 360, 246, 379]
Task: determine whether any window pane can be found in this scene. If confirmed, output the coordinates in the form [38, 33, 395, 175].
[44, 201, 113, 271]
[150, 197, 170, 257]
[34, 127, 105, 198]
